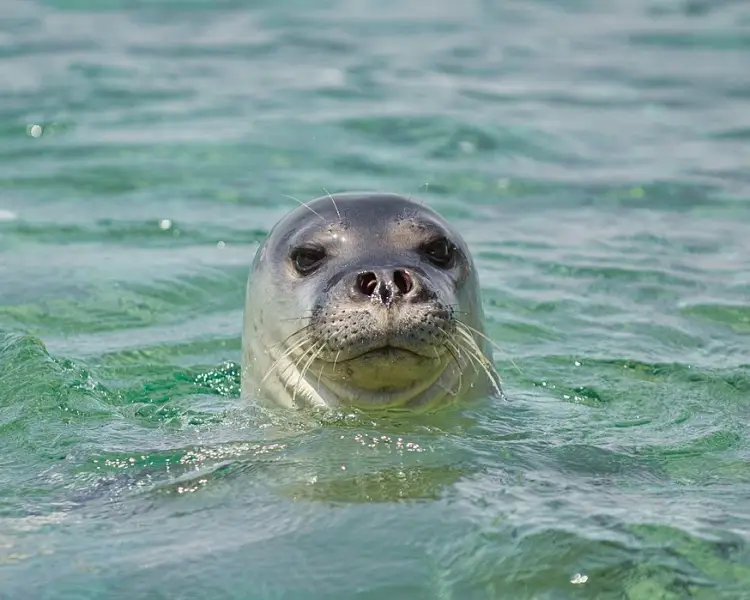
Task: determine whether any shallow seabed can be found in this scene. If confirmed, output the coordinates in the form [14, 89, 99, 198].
[1, 0, 750, 598]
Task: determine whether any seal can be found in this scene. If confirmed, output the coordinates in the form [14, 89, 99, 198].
[241, 192, 501, 410]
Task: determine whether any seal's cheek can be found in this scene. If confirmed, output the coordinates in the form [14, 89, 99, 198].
[420, 269, 458, 303]
[287, 278, 329, 318]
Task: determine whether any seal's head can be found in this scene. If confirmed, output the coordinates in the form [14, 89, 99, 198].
[242, 192, 500, 410]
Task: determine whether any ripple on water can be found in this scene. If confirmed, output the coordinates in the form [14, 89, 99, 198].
[2, 0, 750, 596]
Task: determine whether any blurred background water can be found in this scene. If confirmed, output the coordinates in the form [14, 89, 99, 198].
[1, 0, 750, 598]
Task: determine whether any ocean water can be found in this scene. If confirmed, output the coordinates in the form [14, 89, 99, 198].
[1, 0, 750, 597]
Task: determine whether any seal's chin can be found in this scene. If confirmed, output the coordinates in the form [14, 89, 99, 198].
[324, 343, 445, 393]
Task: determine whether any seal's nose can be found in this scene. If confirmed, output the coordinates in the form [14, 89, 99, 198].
[355, 269, 415, 305]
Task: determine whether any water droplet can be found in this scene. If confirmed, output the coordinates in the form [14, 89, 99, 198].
[27, 124, 42, 138]
[571, 573, 588, 584]
[158, 219, 172, 230]
[217, 241, 226, 249]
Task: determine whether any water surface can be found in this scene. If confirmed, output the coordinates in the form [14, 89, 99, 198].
[1, 0, 750, 598]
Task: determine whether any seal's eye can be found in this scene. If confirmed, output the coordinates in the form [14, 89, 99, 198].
[290, 246, 326, 275]
[421, 237, 456, 268]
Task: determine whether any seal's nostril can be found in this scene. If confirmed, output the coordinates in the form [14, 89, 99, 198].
[393, 269, 413, 295]
[357, 271, 378, 296]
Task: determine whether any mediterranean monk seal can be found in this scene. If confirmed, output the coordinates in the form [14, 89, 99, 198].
[241, 192, 501, 411]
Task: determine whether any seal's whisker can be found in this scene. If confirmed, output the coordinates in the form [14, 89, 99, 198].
[453, 326, 503, 395]
[288, 341, 317, 405]
[316, 362, 325, 391]
[331, 349, 342, 375]
[293, 342, 320, 396]
[443, 334, 479, 379]
[261, 339, 314, 384]
[260, 335, 315, 386]
[452, 326, 493, 376]
[268, 324, 313, 352]
[441, 342, 463, 396]
[293, 342, 326, 405]
[454, 326, 494, 370]
[308, 345, 330, 403]
[460, 341, 501, 396]
[445, 331, 486, 396]
[456, 320, 522, 376]
[316, 341, 335, 390]
[323, 187, 341, 221]
[266, 332, 316, 373]
[455, 320, 504, 354]
[282, 194, 326, 222]
[291, 341, 320, 400]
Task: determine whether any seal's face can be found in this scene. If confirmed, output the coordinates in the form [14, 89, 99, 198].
[242, 193, 499, 410]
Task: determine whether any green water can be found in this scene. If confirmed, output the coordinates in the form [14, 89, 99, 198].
[2, 0, 750, 597]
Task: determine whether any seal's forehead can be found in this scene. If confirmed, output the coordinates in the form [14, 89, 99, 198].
[277, 193, 454, 246]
